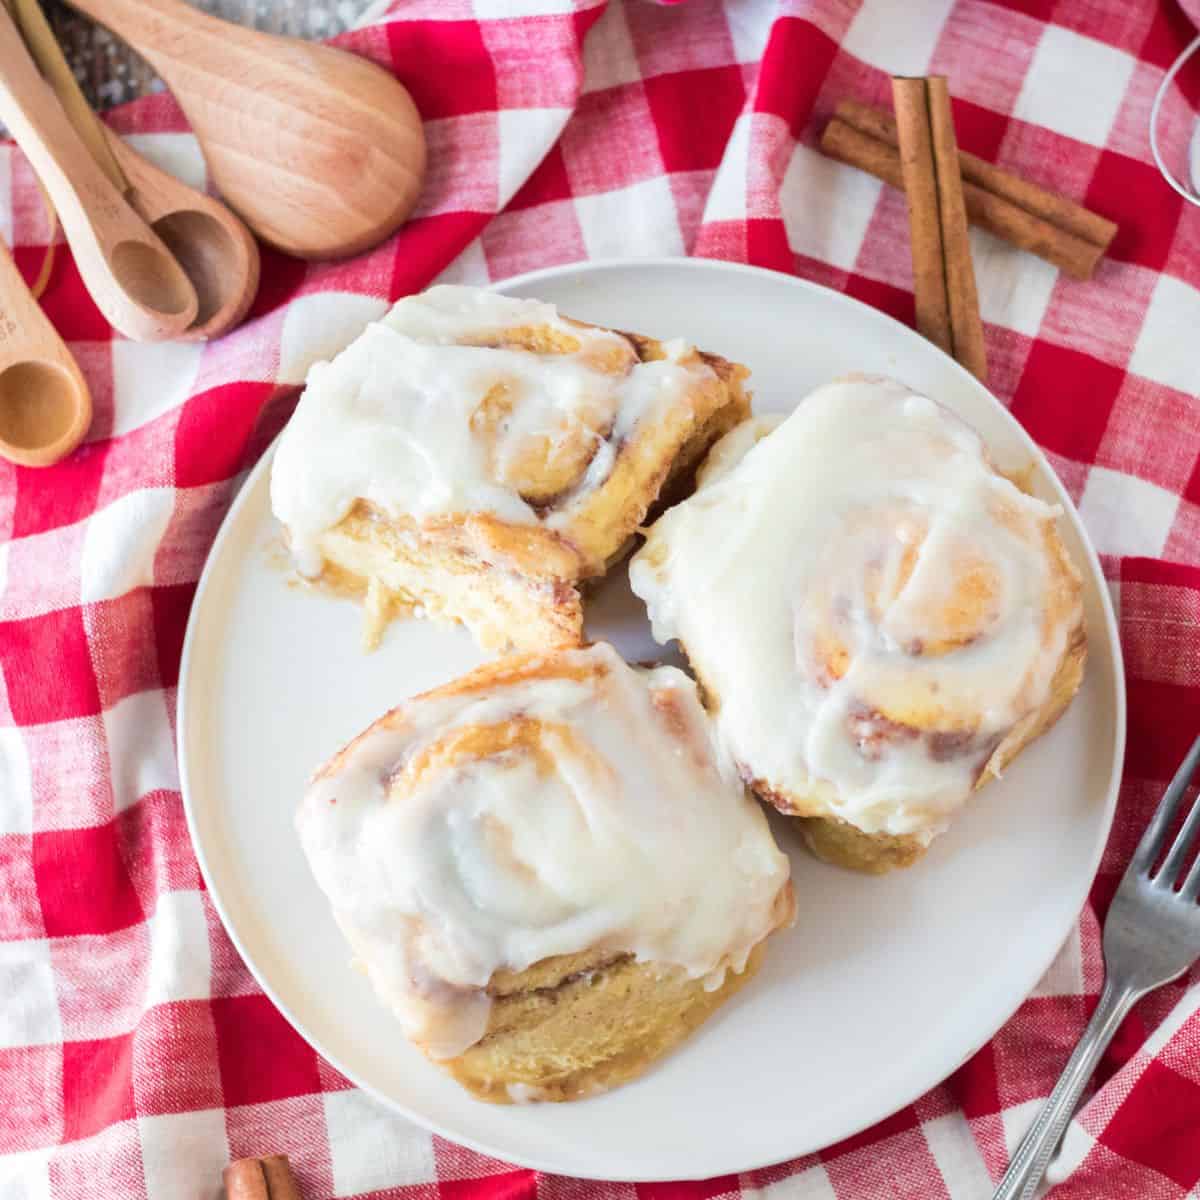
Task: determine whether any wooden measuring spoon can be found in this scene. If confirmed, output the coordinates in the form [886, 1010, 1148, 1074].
[0, 3, 198, 341]
[66, 0, 427, 260]
[0, 237, 91, 468]
[102, 128, 261, 341]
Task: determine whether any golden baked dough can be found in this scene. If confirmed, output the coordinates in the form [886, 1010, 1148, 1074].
[296, 642, 794, 1102]
[270, 287, 750, 652]
[630, 377, 1088, 874]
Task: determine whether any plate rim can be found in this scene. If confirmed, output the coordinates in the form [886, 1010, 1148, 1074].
[177, 256, 1127, 1180]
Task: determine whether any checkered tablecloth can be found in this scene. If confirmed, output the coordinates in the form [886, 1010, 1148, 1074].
[2, 0, 1199, 1196]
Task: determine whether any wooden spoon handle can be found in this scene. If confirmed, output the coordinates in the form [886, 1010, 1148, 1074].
[0, 239, 92, 467]
[0, 1, 197, 341]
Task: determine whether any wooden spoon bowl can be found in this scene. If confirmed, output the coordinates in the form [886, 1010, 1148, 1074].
[68, 0, 427, 260]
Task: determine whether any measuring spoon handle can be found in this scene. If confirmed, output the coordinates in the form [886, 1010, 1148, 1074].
[0, 2, 197, 341]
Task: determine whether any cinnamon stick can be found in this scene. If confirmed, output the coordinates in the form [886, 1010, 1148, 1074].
[821, 99, 1116, 280]
[891, 76, 988, 382]
[224, 1155, 302, 1200]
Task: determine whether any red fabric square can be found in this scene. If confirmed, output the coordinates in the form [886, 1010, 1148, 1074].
[10, 442, 108, 538]
[246, 246, 309, 322]
[950, 1043, 1002, 1119]
[224, 1095, 335, 1199]
[1009, 340, 1124, 462]
[154, 480, 234, 590]
[644, 67, 747, 173]
[0, 835, 45, 940]
[843, 272, 915, 328]
[95, 411, 179, 507]
[174, 382, 274, 489]
[1050, 0, 1157, 54]
[1086, 152, 1184, 273]
[1165, 498, 1200, 566]
[30, 251, 112, 342]
[85, 592, 161, 711]
[385, 20, 498, 119]
[0, 607, 100, 725]
[62, 1033, 135, 1142]
[1125, 678, 1200, 783]
[389, 212, 491, 299]
[150, 584, 194, 693]
[211, 993, 322, 1106]
[560, 85, 664, 193]
[441, 1171, 538, 1199]
[950, 99, 1014, 164]
[116, 791, 201, 915]
[1101, 1060, 1200, 1189]
[132, 1000, 224, 1115]
[32, 823, 144, 938]
[754, 18, 837, 132]
[507, 145, 572, 210]
[0, 1043, 62, 1151]
[823, 1124, 949, 1199]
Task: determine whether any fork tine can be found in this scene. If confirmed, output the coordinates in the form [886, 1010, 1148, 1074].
[1129, 735, 1200, 879]
[1182, 850, 1200, 902]
[1158, 787, 1200, 888]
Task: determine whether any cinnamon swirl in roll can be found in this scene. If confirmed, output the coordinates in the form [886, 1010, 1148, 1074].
[296, 642, 794, 1102]
[630, 377, 1087, 874]
[270, 286, 749, 652]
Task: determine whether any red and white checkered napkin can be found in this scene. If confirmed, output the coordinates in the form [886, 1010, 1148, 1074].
[1, 0, 1199, 1196]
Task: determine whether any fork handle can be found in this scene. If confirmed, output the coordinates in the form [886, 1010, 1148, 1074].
[993, 977, 1143, 1200]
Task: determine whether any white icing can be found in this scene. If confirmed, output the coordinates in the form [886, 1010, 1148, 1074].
[629, 377, 1082, 839]
[269, 285, 715, 574]
[295, 642, 791, 1059]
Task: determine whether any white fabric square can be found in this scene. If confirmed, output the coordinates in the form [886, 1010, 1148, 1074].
[324, 1089, 436, 1196]
[498, 108, 571, 206]
[0, 941, 62, 1049]
[1078, 466, 1179, 558]
[110, 339, 204, 439]
[574, 176, 686, 259]
[1128, 273, 1200, 394]
[921, 1113, 996, 1196]
[726, 0, 775, 64]
[581, 3, 643, 92]
[477, 0, 573, 14]
[1045, 1121, 1098, 1186]
[1001, 1097, 1042, 1154]
[0, 726, 32, 836]
[435, 238, 490, 287]
[139, 1108, 229, 1200]
[973, 228, 1057, 336]
[80, 488, 175, 605]
[102, 690, 179, 814]
[277, 292, 389, 386]
[1014, 27, 1134, 147]
[122, 133, 207, 193]
[0, 1148, 51, 1200]
[702, 114, 751, 222]
[144, 891, 212, 1007]
[842, 0, 955, 73]
[781, 143, 882, 270]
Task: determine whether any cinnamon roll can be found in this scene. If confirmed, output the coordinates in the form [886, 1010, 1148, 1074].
[629, 377, 1087, 874]
[296, 641, 794, 1102]
[269, 286, 750, 652]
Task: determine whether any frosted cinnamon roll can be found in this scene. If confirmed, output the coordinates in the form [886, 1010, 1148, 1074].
[630, 377, 1087, 874]
[270, 286, 749, 652]
[296, 641, 794, 1102]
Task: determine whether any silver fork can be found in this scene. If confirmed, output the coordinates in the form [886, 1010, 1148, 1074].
[993, 734, 1200, 1200]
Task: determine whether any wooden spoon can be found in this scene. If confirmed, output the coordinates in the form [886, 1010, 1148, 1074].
[103, 128, 261, 341]
[0, 237, 91, 468]
[0, 3, 198, 341]
[66, 0, 427, 260]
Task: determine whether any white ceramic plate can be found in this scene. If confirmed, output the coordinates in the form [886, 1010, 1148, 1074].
[178, 259, 1125, 1181]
